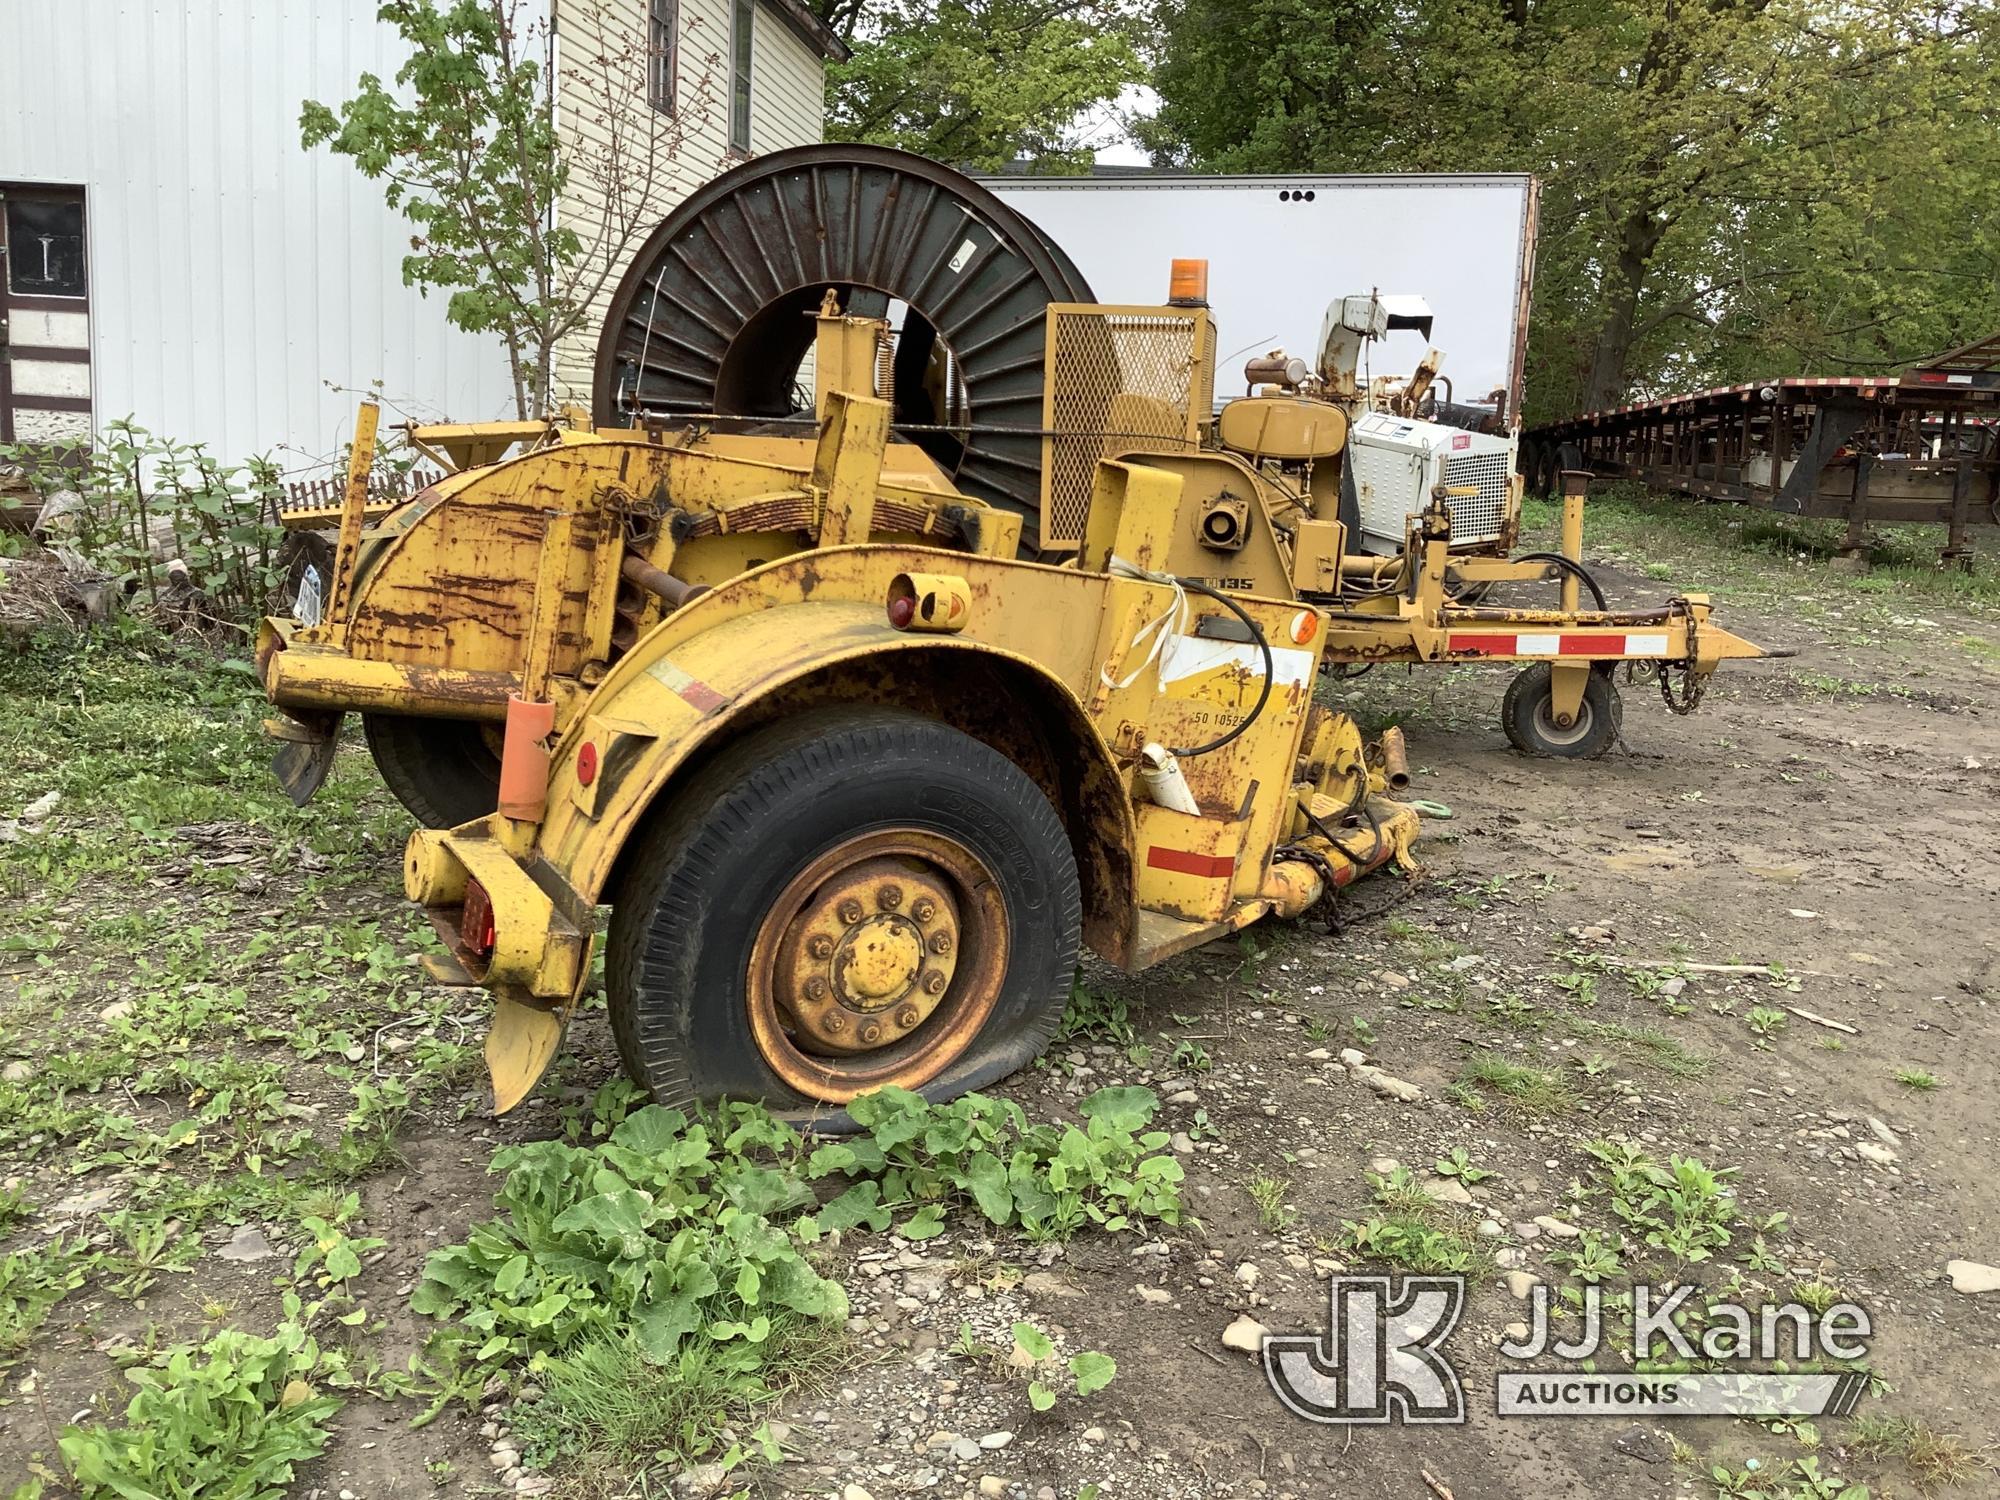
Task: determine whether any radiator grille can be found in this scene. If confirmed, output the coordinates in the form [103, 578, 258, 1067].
[1041, 306, 1214, 549]
[1442, 449, 1510, 545]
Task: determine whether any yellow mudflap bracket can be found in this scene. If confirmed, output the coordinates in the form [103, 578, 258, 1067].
[405, 821, 595, 1113]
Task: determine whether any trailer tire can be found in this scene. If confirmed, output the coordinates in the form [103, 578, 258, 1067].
[1501, 664, 1622, 759]
[607, 706, 1082, 1132]
[361, 714, 503, 828]
[1532, 443, 1559, 498]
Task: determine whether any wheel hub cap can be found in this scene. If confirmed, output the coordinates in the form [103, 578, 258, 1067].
[1535, 696, 1594, 746]
[775, 856, 961, 1054]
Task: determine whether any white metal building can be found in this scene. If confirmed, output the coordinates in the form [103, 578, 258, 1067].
[0, 0, 840, 472]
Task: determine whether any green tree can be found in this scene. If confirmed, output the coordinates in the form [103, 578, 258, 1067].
[811, 1, 1146, 171]
[1143, 0, 2000, 419]
[302, 1, 697, 417]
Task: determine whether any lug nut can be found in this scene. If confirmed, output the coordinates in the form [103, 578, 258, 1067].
[923, 971, 947, 995]
[805, 977, 828, 1001]
[912, 898, 937, 922]
[878, 885, 903, 909]
[838, 898, 864, 924]
[860, 1022, 882, 1044]
[928, 932, 952, 955]
[895, 1006, 920, 1028]
[808, 934, 834, 960]
[824, 1013, 846, 1034]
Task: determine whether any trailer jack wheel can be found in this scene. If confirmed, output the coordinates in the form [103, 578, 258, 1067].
[1501, 663, 1622, 759]
[607, 706, 1082, 1131]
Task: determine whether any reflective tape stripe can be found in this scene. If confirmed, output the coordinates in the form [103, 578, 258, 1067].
[1446, 631, 1678, 658]
[645, 657, 727, 713]
[1146, 846, 1236, 879]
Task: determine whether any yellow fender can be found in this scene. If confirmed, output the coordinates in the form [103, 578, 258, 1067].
[530, 548, 1138, 926]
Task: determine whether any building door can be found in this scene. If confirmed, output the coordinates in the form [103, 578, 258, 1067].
[0, 185, 93, 449]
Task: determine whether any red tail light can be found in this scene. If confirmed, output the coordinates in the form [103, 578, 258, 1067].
[461, 877, 496, 958]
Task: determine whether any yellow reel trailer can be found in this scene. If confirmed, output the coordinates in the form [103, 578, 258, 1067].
[258, 306, 1020, 825]
[398, 398, 1423, 1121]
[261, 145, 1769, 828]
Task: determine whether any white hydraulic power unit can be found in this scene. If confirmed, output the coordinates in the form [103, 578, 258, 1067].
[1346, 411, 1518, 556]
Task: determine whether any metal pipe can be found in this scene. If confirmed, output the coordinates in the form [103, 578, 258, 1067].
[1377, 726, 1411, 792]
[264, 648, 516, 720]
[620, 553, 707, 609]
[1447, 606, 1670, 626]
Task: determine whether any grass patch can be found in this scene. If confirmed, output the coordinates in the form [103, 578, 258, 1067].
[1454, 1052, 1578, 1115]
[1518, 486, 2000, 623]
[1893, 1067, 1940, 1092]
[58, 1323, 351, 1497]
[412, 1084, 1178, 1480]
[0, 624, 484, 1469]
[1561, 1016, 1712, 1078]
[1247, 1174, 1295, 1233]
[1338, 1167, 1476, 1273]
[0, 1240, 89, 1364]
[511, 1327, 840, 1481]
[1848, 1413, 1984, 1490]
[1056, 980, 1136, 1046]
[1583, 1141, 1741, 1268]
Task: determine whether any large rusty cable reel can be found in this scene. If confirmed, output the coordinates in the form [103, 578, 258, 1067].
[593, 144, 1094, 547]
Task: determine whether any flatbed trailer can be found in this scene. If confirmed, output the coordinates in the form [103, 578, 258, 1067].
[1523, 336, 2000, 568]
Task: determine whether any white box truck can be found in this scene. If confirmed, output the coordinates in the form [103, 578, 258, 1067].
[982, 172, 1538, 429]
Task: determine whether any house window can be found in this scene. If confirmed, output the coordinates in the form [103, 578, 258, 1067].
[647, 0, 677, 115]
[729, 0, 754, 152]
[5, 193, 87, 299]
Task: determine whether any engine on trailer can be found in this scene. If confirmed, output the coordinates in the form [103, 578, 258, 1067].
[1346, 411, 1518, 556]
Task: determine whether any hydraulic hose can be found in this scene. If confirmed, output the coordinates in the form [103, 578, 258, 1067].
[1511, 552, 1608, 611]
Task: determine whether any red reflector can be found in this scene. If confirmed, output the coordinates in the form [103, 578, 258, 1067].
[887, 594, 916, 629]
[462, 878, 496, 958]
[577, 741, 599, 786]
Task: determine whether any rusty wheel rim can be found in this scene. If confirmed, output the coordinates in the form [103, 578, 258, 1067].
[746, 829, 1008, 1104]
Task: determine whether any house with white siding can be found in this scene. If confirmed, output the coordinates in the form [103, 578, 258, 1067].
[551, 0, 844, 406]
[0, 1, 843, 470]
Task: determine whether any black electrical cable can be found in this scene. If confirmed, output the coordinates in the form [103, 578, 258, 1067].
[1511, 552, 1608, 611]
[1303, 797, 1386, 869]
[1168, 577, 1275, 759]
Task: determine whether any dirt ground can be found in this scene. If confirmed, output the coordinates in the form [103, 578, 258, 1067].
[3, 498, 1997, 1500]
[712, 523, 2000, 1500]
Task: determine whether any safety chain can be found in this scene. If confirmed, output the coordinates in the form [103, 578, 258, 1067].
[1658, 661, 1708, 716]
[1275, 843, 1345, 932]
[1275, 840, 1426, 934]
[1320, 865, 1424, 935]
